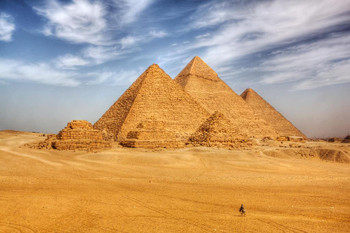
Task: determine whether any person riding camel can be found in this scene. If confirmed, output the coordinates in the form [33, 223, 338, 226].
[239, 204, 246, 216]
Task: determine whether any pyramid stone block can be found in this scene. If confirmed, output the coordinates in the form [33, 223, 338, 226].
[241, 88, 306, 138]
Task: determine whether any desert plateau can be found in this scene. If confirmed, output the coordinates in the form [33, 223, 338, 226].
[0, 130, 349, 232]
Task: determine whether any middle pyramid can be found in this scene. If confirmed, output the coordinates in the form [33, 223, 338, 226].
[94, 64, 210, 142]
[174, 56, 278, 138]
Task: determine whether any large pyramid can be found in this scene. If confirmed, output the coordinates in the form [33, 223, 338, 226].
[93, 64, 210, 143]
[241, 88, 306, 138]
[175, 56, 278, 138]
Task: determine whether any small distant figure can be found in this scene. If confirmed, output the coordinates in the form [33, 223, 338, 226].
[239, 204, 246, 216]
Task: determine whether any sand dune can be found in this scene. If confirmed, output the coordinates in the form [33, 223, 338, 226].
[0, 131, 349, 232]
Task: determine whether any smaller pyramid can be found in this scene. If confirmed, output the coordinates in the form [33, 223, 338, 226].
[241, 88, 306, 138]
[45, 120, 111, 150]
[189, 111, 251, 148]
[120, 118, 184, 149]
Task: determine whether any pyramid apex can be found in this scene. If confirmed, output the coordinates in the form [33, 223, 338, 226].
[175, 56, 218, 81]
[241, 88, 258, 99]
[147, 63, 160, 70]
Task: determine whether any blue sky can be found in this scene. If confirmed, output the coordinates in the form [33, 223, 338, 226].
[0, 0, 349, 137]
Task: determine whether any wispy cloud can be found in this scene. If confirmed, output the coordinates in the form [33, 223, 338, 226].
[117, 0, 154, 25]
[0, 57, 140, 87]
[86, 69, 139, 85]
[34, 0, 110, 45]
[0, 13, 15, 42]
[55, 54, 90, 70]
[149, 30, 168, 38]
[33, 0, 162, 69]
[167, 0, 350, 90]
[260, 34, 350, 90]
[192, 0, 350, 65]
[0, 58, 80, 86]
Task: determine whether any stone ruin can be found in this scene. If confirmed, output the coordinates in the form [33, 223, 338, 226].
[40, 120, 111, 151]
[41, 56, 306, 150]
[189, 111, 252, 148]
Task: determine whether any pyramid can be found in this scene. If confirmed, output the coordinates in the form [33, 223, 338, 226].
[189, 111, 251, 148]
[93, 64, 210, 144]
[42, 120, 111, 150]
[120, 117, 185, 149]
[241, 88, 306, 138]
[175, 56, 278, 138]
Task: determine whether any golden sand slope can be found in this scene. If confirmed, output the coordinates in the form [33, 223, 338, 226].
[0, 131, 349, 233]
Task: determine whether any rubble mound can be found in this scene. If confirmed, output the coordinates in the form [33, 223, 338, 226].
[342, 135, 350, 143]
[263, 148, 350, 163]
[120, 118, 184, 149]
[44, 120, 111, 151]
[189, 111, 251, 149]
[175, 56, 278, 139]
[241, 88, 306, 138]
[94, 64, 209, 142]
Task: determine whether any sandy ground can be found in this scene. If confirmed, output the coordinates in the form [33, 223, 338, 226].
[0, 131, 349, 233]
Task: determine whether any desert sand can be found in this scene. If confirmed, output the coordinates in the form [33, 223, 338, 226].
[0, 130, 349, 232]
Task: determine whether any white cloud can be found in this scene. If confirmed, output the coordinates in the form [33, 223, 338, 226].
[118, 0, 154, 25]
[120, 36, 138, 48]
[82, 45, 132, 64]
[0, 57, 139, 87]
[0, 13, 15, 42]
[34, 0, 110, 45]
[165, 0, 350, 91]
[86, 69, 138, 85]
[55, 54, 90, 69]
[0, 58, 80, 86]
[149, 30, 168, 38]
[259, 34, 350, 90]
[192, 0, 350, 67]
